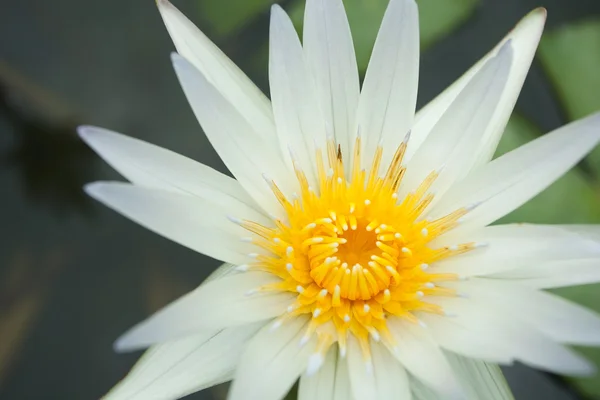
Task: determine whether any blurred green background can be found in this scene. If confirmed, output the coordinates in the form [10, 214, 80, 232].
[0, 0, 599, 399]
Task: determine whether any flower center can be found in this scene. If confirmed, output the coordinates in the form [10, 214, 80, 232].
[238, 135, 476, 366]
[307, 216, 407, 301]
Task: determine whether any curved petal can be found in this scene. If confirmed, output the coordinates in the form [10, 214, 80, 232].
[303, 0, 359, 169]
[493, 258, 600, 289]
[401, 42, 513, 200]
[431, 112, 600, 234]
[269, 5, 327, 188]
[156, 0, 276, 143]
[115, 272, 294, 351]
[298, 346, 337, 400]
[103, 323, 262, 400]
[357, 0, 419, 171]
[448, 279, 600, 346]
[408, 8, 546, 168]
[445, 352, 514, 400]
[432, 224, 600, 277]
[344, 339, 411, 399]
[418, 312, 513, 364]
[172, 53, 295, 219]
[432, 285, 596, 375]
[385, 318, 463, 398]
[229, 316, 313, 400]
[371, 342, 411, 399]
[429, 288, 594, 376]
[346, 336, 377, 399]
[78, 126, 261, 213]
[409, 354, 515, 400]
[85, 182, 266, 265]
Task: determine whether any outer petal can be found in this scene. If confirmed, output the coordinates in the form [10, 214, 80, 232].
[431, 112, 600, 234]
[115, 272, 294, 351]
[409, 355, 514, 400]
[103, 323, 262, 400]
[401, 42, 512, 200]
[385, 318, 463, 398]
[346, 339, 411, 399]
[371, 341, 411, 399]
[493, 258, 600, 288]
[408, 8, 546, 168]
[298, 346, 337, 400]
[446, 353, 514, 400]
[85, 182, 266, 266]
[432, 224, 600, 277]
[303, 0, 360, 169]
[172, 53, 295, 219]
[78, 126, 261, 213]
[346, 336, 377, 399]
[357, 0, 419, 171]
[449, 279, 600, 346]
[228, 316, 313, 400]
[157, 0, 276, 143]
[269, 5, 327, 187]
[431, 286, 596, 375]
[419, 312, 513, 364]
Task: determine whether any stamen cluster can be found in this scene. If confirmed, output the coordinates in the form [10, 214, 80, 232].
[240, 135, 474, 364]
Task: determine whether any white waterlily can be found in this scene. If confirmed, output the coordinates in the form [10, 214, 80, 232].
[82, 0, 600, 399]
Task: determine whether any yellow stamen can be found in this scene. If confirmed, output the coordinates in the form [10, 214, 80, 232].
[240, 137, 477, 351]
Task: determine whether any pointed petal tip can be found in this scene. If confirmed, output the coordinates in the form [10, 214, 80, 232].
[170, 51, 183, 64]
[270, 3, 284, 14]
[113, 333, 145, 354]
[531, 7, 548, 19]
[83, 181, 103, 196]
[77, 125, 92, 140]
[155, 0, 171, 10]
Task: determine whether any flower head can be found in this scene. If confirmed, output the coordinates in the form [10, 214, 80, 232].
[82, 0, 600, 399]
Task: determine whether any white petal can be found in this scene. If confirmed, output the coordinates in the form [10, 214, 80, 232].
[409, 355, 514, 400]
[204, 262, 238, 284]
[418, 312, 513, 364]
[433, 223, 600, 277]
[303, 0, 359, 170]
[357, 0, 419, 171]
[301, 347, 353, 400]
[332, 349, 353, 400]
[371, 342, 411, 399]
[408, 8, 546, 168]
[229, 316, 313, 400]
[560, 224, 600, 241]
[269, 5, 327, 188]
[85, 182, 266, 265]
[171, 53, 295, 219]
[432, 112, 600, 233]
[156, 0, 276, 143]
[385, 318, 463, 397]
[115, 272, 294, 351]
[346, 336, 377, 399]
[78, 126, 262, 212]
[445, 352, 515, 400]
[450, 279, 600, 346]
[401, 42, 513, 200]
[496, 258, 600, 288]
[103, 323, 262, 400]
[434, 283, 596, 375]
[298, 346, 337, 400]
